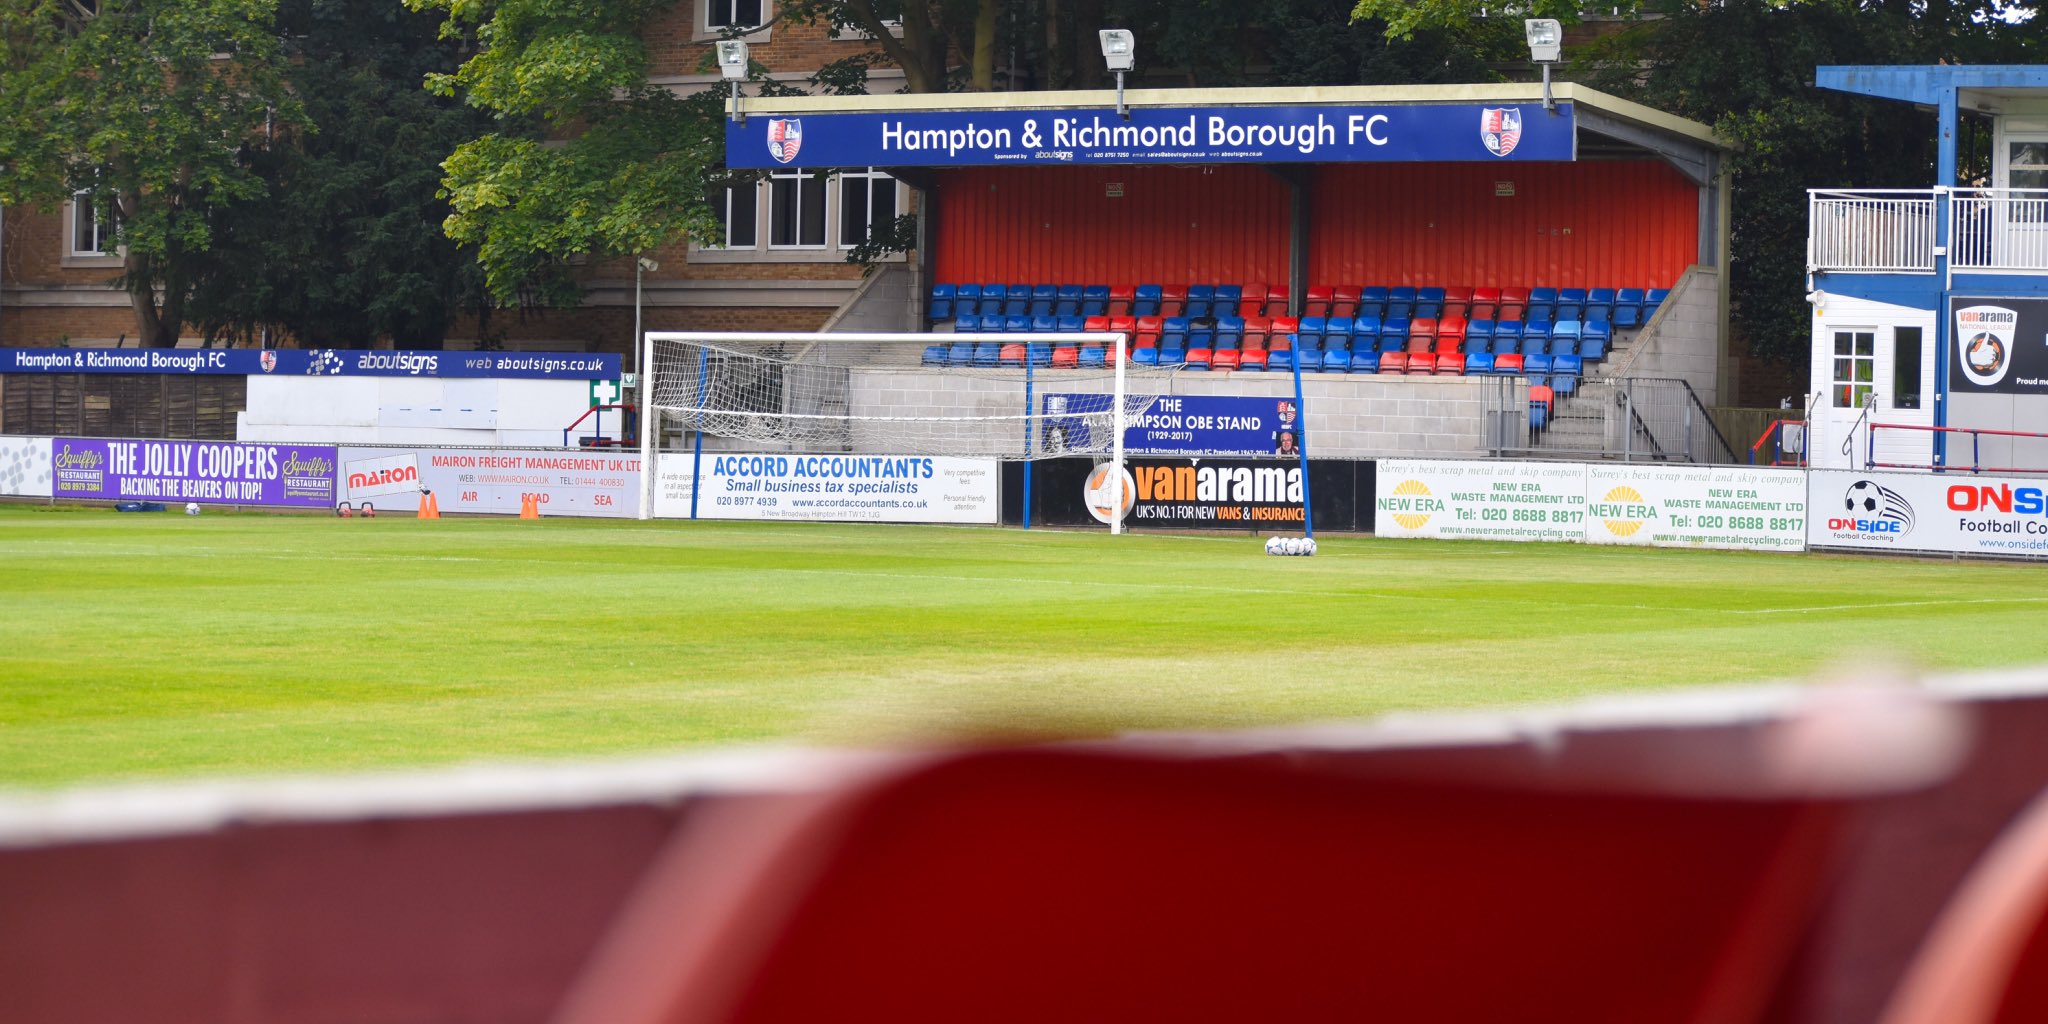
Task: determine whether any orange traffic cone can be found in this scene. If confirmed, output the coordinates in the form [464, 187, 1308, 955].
[417, 491, 440, 519]
[519, 494, 540, 520]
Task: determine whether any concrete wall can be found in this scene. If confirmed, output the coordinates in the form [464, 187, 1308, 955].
[1609, 265, 1723, 406]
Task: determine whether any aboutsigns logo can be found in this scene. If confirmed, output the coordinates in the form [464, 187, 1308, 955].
[1832, 479, 1915, 536]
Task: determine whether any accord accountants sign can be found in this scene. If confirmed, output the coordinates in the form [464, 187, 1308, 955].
[726, 103, 1576, 169]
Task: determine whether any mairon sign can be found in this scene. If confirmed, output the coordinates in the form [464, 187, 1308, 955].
[1950, 296, 2048, 394]
[726, 103, 1576, 169]
[3, 348, 620, 380]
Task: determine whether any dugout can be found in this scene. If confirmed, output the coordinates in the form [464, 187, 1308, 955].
[726, 82, 1736, 417]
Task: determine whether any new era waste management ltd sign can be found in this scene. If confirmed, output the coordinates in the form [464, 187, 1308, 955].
[728, 103, 1575, 168]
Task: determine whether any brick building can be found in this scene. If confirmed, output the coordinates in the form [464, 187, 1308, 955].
[0, 0, 913, 354]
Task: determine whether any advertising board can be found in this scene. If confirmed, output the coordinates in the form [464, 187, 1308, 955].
[1808, 469, 2048, 558]
[1090, 458, 1306, 528]
[1582, 464, 1806, 551]
[728, 103, 1575, 169]
[1048, 394, 1302, 457]
[0, 436, 53, 498]
[1948, 296, 2048, 394]
[4, 348, 618, 380]
[1373, 459, 1586, 542]
[654, 454, 998, 524]
[49, 438, 336, 507]
[338, 447, 641, 517]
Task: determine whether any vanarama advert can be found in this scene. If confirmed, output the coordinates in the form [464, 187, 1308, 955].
[1120, 459, 1304, 527]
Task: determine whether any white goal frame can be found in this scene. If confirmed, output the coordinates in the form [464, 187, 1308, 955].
[636, 331, 1132, 533]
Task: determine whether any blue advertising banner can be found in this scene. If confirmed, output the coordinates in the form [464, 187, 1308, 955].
[3, 348, 619, 380]
[729, 103, 1573, 169]
[1047, 393, 1301, 457]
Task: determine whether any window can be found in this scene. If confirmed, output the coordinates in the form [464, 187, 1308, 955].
[769, 170, 827, 248]
[706, 0, 764, 30]
[1832, 329, 1875, 408]
[2009, 140, 2048, 192]
[838, 168, 898, 249]
[712, 183, 757, 249]
[701, 169, 902, 260]
[1892, 326, 1922, 410]
[69, 191, 108, 256]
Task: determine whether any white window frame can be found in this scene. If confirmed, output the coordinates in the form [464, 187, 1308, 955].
[63, 191, 122, 268]
[695, 0, 772, 42]
[836, 168, 899, 251]
[694, 169, 907, 263]
[1830, 328, 1877, 410]
[708, 181, 759, 250]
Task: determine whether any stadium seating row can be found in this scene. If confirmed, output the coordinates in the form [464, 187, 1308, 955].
[949, 314, 1615, 361]
[929, 282, 1670, 328]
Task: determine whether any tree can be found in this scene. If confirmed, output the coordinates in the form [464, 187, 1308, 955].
[0, 0, 301, 347]
[779, 0, 1005, 93]
[182, 0, 502, 348]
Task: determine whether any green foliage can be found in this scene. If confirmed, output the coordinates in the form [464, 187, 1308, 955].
[0, 0, 302, 346]
[407, 0, 730, 303]
[182, 0, 504, 347]
[1349, 0, 1621, 39]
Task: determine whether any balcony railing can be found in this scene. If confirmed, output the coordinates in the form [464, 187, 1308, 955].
[1809, 187, 2048, 275]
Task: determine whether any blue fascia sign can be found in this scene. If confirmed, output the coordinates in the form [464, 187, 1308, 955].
[2, 348, 621, 380]
[728, 103, 1574, 169]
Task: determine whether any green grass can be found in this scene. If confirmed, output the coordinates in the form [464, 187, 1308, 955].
[3, 502, 2047, 788]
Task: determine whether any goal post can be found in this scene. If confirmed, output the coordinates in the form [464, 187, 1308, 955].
[636, 331, 1154, 531]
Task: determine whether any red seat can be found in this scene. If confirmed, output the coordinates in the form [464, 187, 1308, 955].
[1379, 351, 1408, 374]
[1497, 303, 1525, 323]
[1304, 285, 1334, 319]
[1107, 285, 1135, 317]
[1134, 316, 1163, 349]
[1268, 317, 1298, 352]
[1496, 353, 1525, 374]
[1210, 348, 1240, 371]
[1082, 315, 1110, 333]
[1406, 352, 1437, 374]
[1474, 286, 1502, 307]
[1499, 286, 1528, 322]
[1444, 285, 1472, 305]
[1160, 285, 1187, 317]
[1434, 353, 1466, 375]
[1331, 285, 1360, 320]
[1267, 284, 1291, 317]
[1238, 346, 1267, 371]
[997, 343, 1027, 366]
[1243, 316, 1271, 350]
[1436, 316, 1468, 351]
[1239, 283, 1269, 318]
[1050, 346, 1079, 369]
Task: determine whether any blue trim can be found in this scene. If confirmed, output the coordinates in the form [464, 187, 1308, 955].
[689, 348, 708, 520]
[1023, 360, 1034, 530]
[1289, 343, 1314, 540]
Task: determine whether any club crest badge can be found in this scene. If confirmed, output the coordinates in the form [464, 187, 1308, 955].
[1481, 107, 1522, 157]
[767, 119, 803, 164]
[259, 350, 277, 373]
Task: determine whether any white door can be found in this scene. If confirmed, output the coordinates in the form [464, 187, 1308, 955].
[1813, 318, 1935, 470]
[1991, 131, 2048, 269]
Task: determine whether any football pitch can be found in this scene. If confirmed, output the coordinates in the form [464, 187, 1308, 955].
[4, 503, 2048, 789]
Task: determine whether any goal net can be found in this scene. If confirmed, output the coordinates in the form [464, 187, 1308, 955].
[638, 331, 1163, 530]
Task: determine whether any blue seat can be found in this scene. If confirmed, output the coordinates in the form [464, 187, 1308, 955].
[948, 342, 974, 367]
[1415, 287, 1445, 320]
[1081, 285, 1110, 317]
[1580, 320, 1610, 361]
[1526, 303, 1556, 323]
[1350, 349, 1381, 373]
[953, 314, 979, 334]
[1523, 353, 1553, 378]
[1552, 353, 1583, 380]
[1586, 287, 1616, 325]
[1523, 318, 1553, 342]
[922, 344, 950, 365]
[1268, 345, 1297, 371]
[1529, 286, 1558, 308]
[1030, 314, 1058, 333]
[1358, 286, 1389, 320]
[1529, 400, 1548, 431]
[1466, 351, 1495, 375]
[1352, 315, 1381, 344]
[1323, 316, 1354, 349]
[1215, 316, 1245, 350]
[1079, 345, 1107, 368]
[1387, 286, 1416, 320]
[1162, 316, 1190, 349]
[1026, 342, 1053, 366]
[1215, 284, 1242, 315]
[1186, 284, 1215, 320]
[1645, 287, 1670, 314]
[1298, 316, 1326, 344]
[1550, 320, 1582, 357]
[1418, 286, 1446, 306]
[1004, 314, 1031, 335]
[1379, 317, 1410, 353]
[1466, 319, 1495, 351]
[978, 284, 1006, 315]
[1189, 319, 1215, 351]
[1491, 321, 1523, 354]
[1159, 341, 1186, 365]
[1613, 288, 1645, 328]
[1029, 284, 1057, 316]
[1055, 285, 1083, 316]
[1056, 315, 1085, 334]
[974, 342, 1004, 367]
[1554, 303, 1583, 324]
[1294, 336, 1323, 368]
[1005, 284, 1032, 316]
[929, 284, 956, 321]
[1134, 284, 1163, 317]
[953, 283, 980, 316]
[1558, 287, 1587, 308]
[1132, 346, 1159, 367]
[1322, 349, 1350, 373]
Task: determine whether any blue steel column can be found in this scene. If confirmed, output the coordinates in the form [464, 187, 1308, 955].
[1933, 85, 1956, 468]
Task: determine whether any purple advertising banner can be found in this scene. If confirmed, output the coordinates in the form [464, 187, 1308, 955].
[51, 438, 338, 507]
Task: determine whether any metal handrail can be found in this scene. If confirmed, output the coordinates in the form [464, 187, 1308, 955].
[1842, 402, 1871, 469]
[1749, 419, 1808, 467]
[1868, 422, 2048, 475]
[562, 403, 638, 448]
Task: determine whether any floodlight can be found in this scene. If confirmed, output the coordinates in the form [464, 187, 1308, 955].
[1099, 30, 1135, 72]
[716, 40, 750, 81]
[1524, 19, 1562, 64]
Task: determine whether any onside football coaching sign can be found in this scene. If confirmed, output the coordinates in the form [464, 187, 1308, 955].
[1808, 468, 2048, 558]
[729, 103, 1574, 168]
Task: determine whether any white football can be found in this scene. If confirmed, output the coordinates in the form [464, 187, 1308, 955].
[1265, 536, 1281, 555]
[1304, 538, 1317, 556]
[1284, 537, 1302, 555]
[184, 502, 201, 516]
